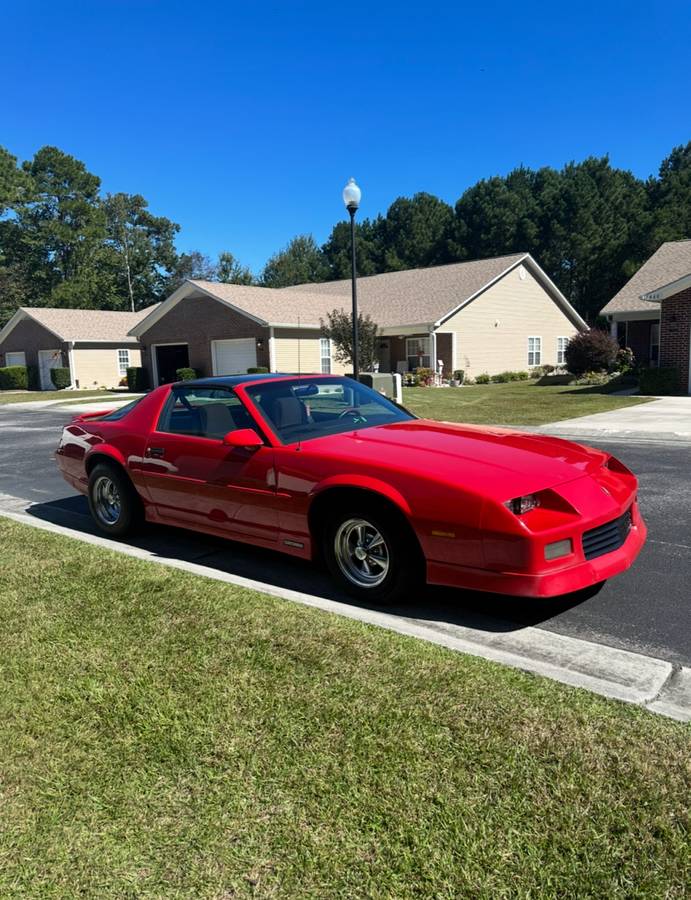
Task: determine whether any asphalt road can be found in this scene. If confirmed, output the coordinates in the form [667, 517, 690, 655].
[1, 405, 689, 667]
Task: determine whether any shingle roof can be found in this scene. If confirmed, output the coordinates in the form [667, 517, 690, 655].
[18, 306, 155, 342]
[131, 252, 586, 337]
[600, 240, 691, 315]
[188, 254, 532, 329]
[280, 253, 529, 327]
[186, 281, 339, 326]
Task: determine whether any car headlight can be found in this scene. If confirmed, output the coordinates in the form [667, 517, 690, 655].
[504, 494, 541, 515]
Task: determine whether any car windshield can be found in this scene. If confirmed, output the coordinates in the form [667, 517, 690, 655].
[246, 377, 413, 443]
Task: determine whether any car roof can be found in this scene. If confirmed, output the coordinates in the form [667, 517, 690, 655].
[177, 373, 340, 389]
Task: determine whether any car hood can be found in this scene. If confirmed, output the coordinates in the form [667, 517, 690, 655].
[306, 419, 609, 500]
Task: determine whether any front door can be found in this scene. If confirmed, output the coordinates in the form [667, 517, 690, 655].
[38, 349, 63, 390]
[155, 344, 190, 385]
[140, 384, 278, 542]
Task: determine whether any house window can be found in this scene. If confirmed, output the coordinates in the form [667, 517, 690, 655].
[406, 336, 431, 371]
[557, 337, 568, 366]
[650, 323, 660, 367]
[5, 351, 26, 367]
[117, 349, 130, 376]
[528, 336, 542, 367]
[320, 337, 332, 374]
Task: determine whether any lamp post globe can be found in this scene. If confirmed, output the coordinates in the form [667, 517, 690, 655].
[343, 178, 361, 379]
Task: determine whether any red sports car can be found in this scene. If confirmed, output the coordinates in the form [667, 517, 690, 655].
[56, 373, 646, 602]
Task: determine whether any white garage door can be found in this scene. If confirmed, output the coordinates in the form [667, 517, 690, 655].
[211, 339, 257, 375]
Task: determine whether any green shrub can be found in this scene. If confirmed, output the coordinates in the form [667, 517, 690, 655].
[126, 367, 148, 392]
[414, 367, 434, 385]
[50, 367, 71, 390]
[639, 367, 680, 396]
[475, 373, 490, 384]
[27, 365, 40, 390]
[615, 347, 636, 374]
[0, 365, 29, 390]
[176, 367, 197, 381]
[247, 366, 269, 374]
[491, 371, 529, 383]
[515, 371, 530, 381]
[565, 329, 619, 376]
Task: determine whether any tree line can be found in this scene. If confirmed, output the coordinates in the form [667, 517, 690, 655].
[1, 141, 689, 327]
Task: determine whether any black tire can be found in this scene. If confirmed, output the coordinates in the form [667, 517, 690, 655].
[322, 500, 423, 604]
[87, 462, 143, 537]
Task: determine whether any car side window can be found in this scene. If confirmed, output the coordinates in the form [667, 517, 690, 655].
[157, 387, 254, 439]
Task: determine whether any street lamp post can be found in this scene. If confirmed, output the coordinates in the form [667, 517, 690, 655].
[342, 177, 362, 379]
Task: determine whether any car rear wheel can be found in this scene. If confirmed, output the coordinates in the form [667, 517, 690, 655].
[87, 463, 142, 537]
[323, 503, 422, 603]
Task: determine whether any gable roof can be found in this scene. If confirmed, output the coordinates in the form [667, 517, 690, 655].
[600, 240, 691, 315]
[0, 305, 155, 346]
[131, 253, 587, 337]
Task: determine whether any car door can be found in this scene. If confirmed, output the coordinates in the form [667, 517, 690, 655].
[140, 385, 279, 542]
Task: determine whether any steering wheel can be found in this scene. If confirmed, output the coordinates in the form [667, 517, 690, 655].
[338, 407, 366, 421]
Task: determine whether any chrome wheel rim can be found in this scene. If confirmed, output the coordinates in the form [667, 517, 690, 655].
[93, 475, 121, 526]
[334, 518, 390, 588]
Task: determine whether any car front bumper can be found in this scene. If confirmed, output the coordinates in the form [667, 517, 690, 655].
[427, 505, 647, 598]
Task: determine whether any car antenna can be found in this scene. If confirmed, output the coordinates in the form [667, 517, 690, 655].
[297, 313, 302, 452]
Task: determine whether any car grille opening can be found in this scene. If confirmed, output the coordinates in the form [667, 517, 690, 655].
[582, 508, 632, 561]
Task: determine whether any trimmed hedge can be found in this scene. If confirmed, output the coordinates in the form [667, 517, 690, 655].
[176, 367, 198, 381]
[247, 366, 269, 374]
[126, 367, 148, 392]
[27, 365, 40, 391]
[50, 367, 71, 390]
[0, 365, 29, 390]
[639, 367, 680, 396]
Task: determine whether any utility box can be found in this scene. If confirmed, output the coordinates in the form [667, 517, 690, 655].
[357, 372, 403, 404]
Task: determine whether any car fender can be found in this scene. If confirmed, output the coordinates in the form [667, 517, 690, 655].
[85, 443, 128, 473]
[309, 473, 413, 517]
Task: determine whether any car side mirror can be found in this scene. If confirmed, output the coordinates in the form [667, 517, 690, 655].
[222, 428, 263, 449]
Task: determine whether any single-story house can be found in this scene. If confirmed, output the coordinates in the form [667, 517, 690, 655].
[0, 307, 150, 389]
[129, 253, 587, 386]
[600, 239, 691, 393]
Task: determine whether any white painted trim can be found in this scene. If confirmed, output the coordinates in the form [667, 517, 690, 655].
[527, 335, 542, 367]
[451, 331, 457, 372]
[67, 342, 77, 389]
[267, 321, 321, 329]
[379, 323, 433, 337]
[608, 309, 660, 323]
[641, 271, 691, 303]
[433, 254, 588, 332]
[268, 326, 276, 372]
[151, 342, 189, 387]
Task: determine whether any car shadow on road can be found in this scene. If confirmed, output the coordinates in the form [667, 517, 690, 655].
[26, 495, 599, 634]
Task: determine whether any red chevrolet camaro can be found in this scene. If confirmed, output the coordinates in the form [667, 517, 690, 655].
[56, 373, 646, 602]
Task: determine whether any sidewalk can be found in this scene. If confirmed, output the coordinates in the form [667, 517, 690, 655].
[6, 393, 141, 413]
[539, 396, 691, 443]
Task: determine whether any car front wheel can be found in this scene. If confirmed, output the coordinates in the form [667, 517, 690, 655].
[323, 504, 422, 603]
[87, 463, 142, 537]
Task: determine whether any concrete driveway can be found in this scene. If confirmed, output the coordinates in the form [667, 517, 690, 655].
[541, 396, 691, 442]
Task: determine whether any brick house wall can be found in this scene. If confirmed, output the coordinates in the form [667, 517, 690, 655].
[659, 287, 691, 393]
[139, 294, 270, 383]
[0, 319, 68, 368]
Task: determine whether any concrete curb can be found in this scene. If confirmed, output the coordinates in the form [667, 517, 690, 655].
[0, 503, 688, 723]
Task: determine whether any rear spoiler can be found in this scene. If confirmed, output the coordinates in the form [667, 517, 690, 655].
[71, 408, 116, 423]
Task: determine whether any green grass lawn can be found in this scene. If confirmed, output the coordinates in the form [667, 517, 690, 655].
[0, 519, 688, 898]
[0, 389, 114, 405]
[403, 381, 651, 426]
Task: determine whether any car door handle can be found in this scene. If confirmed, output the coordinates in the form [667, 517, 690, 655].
[146, 447, 165, 458]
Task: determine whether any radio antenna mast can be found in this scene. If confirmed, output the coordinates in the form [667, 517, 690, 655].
[297, 313, 301, 379]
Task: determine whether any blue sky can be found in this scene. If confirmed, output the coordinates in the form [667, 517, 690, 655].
[4, 1, 690, 273]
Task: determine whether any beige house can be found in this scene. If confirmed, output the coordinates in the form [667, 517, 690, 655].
[0, 307, 148, 389]
[131, 253, 586, 385]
